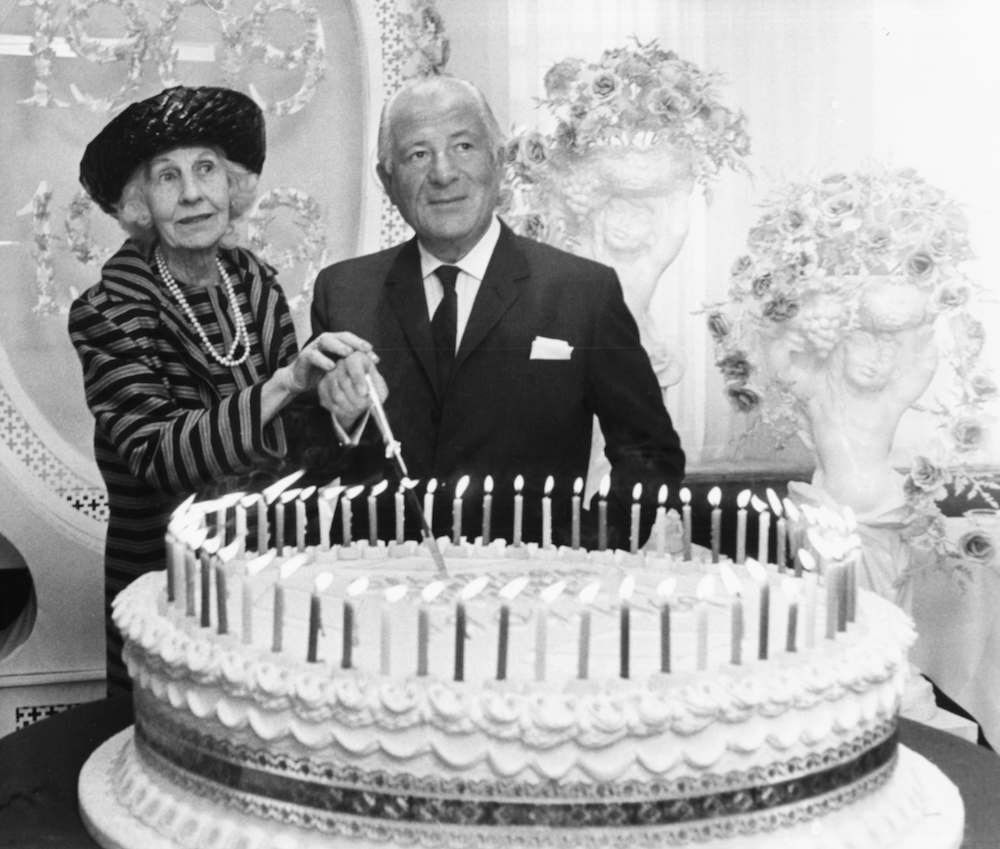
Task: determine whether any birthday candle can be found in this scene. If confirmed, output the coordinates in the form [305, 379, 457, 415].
[784, 498, 802, 576]
[534, 579, 566, 681]
[618, 574, 635, 678]
[720, 564, 743, 666]
[214, 557, 229, 635]
[200, 535, 222, 628]
[417, 580, 446, 676]
[318, 484, 344, 551]
[541, 476, 555, 550]
[308, 572, 334, 663]
[571, 477, 583, 550]
[271, 554, 307, 654]
[656, 577, 676, 674]
[497, 575, 529, 680]
[260, 473, 304, 552]
[481, 475, 493, 545]
[747, 558, 770, 659]
[452, 475, 470, 545]
[394, 479, 409, 544]
[752, 494, 770, 565]
[766, 489, 785, 569]
[695, 575, 715, 670]
[275, 488, 300, 556]
[295, 486, 314, 552]
[184, 526, 209, 617]
[735, 489, 750, 564]
[576, 579, 601, 679]
[381, 584, 408, 674]
[368, 480, 388, 545]
[341, 576, 369, 668]
[341, 485, 364, 545]
[597, 474, 610, 551]
[680, 487, 692, 561]
[256, 494, 269, 555]
[241, 551, 275, 646]
[236, 493, 255, 557]
[423, 478, 438, 539]
[799, 549, 818, 648]
[629, 483, 642, 554]
[654, 484, 668, 556]
[708, 486, 722, 564]
[455, 576, 488, 681]
[783, 576, 799, 653]
[513, 475, 524, 547]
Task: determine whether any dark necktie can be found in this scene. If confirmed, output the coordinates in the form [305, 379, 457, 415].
[431, 265, 460, 388]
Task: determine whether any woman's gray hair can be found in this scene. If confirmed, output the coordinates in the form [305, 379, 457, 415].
[377, 76, 506, 175]
[115, 147, 259, 247]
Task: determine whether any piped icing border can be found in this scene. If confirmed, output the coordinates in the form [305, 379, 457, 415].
[132, 705, 898, 837]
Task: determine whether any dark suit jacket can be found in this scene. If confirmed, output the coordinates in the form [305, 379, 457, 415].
[311, 222, 684, 547]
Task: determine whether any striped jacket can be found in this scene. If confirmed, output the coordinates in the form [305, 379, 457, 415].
[68, 240, 307, 693]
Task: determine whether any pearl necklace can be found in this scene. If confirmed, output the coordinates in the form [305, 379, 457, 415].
[154, 248, 250, 368]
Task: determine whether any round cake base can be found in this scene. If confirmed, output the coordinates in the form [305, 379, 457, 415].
[80, 727, 964, 849]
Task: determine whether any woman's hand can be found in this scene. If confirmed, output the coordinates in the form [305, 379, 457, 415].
[261, 332, 375, 423]
[317, 351, 389, 431]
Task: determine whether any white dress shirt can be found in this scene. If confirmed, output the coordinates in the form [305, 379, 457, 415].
[418, 215, 501, 352]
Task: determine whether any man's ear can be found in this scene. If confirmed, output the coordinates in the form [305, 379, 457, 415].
[376, 163, 392, 197]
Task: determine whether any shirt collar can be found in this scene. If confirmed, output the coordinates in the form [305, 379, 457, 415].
[418, 215, 501, 282]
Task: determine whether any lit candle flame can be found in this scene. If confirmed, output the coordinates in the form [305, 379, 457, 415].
[766, 488, 782, 515]
[656, 576, 677, 600]
[573, 476, 583, 496]
[170, 493, 198, 522]
[460, 575, 490, 601]
[719, 563, 741, 595]
[499, 575, 530, 601]
[201, 534, 223, 556]
[421, 580, 446, 603]
[657, 484, 668, 505]
[455, 475, 470, 498]
[299, 485, 316, 501]
[314, 572, 334, 594]
[783, 498, 800, 522]
[736, 489, 751, 509]
[218, 537, 242, 563]
[344, 484, 365, 501]
[707, 486, 721, 507]
[598, 474, 611, 498]
[280, 487, 301, 506]
[543, 475, 554, 496]
[399, 477, 418, 492]
[798, 549, 816, 573]
[540, 579, 567, 605]
[484, 475, 494, 494]
[680, 486, 691, 505]
[245, 551, 276, 577]
[370, 480, 389, 497]
[385, 584, 408, 603]
[278, 553, 308, 581]
[347, 576, 370, 597]
[513, 474, 524, 493]
[578, 579, 602, 605]
[321, 484, 345, 504]
[750, 494, 767, 513]
[745, 558, 767, 582]
[618, 574, 636, 602]
[631, 482, 642, 501]
[696, 574, 716, 600]
[427, 478, 438, 495]
[263, 469, 305, 504]
[239, 492, 260, 510]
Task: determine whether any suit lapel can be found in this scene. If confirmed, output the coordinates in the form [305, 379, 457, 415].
[384, 239, 439, 395]
[455, 223, 526, 369]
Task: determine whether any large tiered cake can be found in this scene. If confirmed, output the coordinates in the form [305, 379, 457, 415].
[79, 484, 963, 849]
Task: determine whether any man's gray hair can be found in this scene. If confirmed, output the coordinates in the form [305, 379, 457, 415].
[376, 76, 506, 174]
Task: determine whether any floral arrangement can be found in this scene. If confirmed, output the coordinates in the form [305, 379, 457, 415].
[501, 38, 750, 247]
[396, 0, 449, 77]
[708, 166, 998, 567]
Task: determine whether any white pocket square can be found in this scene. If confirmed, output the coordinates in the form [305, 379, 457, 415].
[530, 335, 574, 360]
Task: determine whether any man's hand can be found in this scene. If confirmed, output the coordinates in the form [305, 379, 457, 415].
[283, 331, 375, 395]
[317, 351, 389, 430]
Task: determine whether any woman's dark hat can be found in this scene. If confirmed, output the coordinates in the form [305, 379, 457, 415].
[79, 85, 266, 215]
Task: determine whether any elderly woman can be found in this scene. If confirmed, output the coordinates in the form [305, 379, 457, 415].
[69, 86, 375, 694]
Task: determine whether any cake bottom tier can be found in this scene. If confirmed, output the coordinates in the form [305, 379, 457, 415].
[80, 727, 962, 849]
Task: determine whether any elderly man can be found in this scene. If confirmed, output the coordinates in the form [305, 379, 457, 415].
[311, 75, 684, 548]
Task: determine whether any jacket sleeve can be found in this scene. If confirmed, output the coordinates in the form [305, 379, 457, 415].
[68, 293, 292, 497]
[584, 269, 686, 529]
